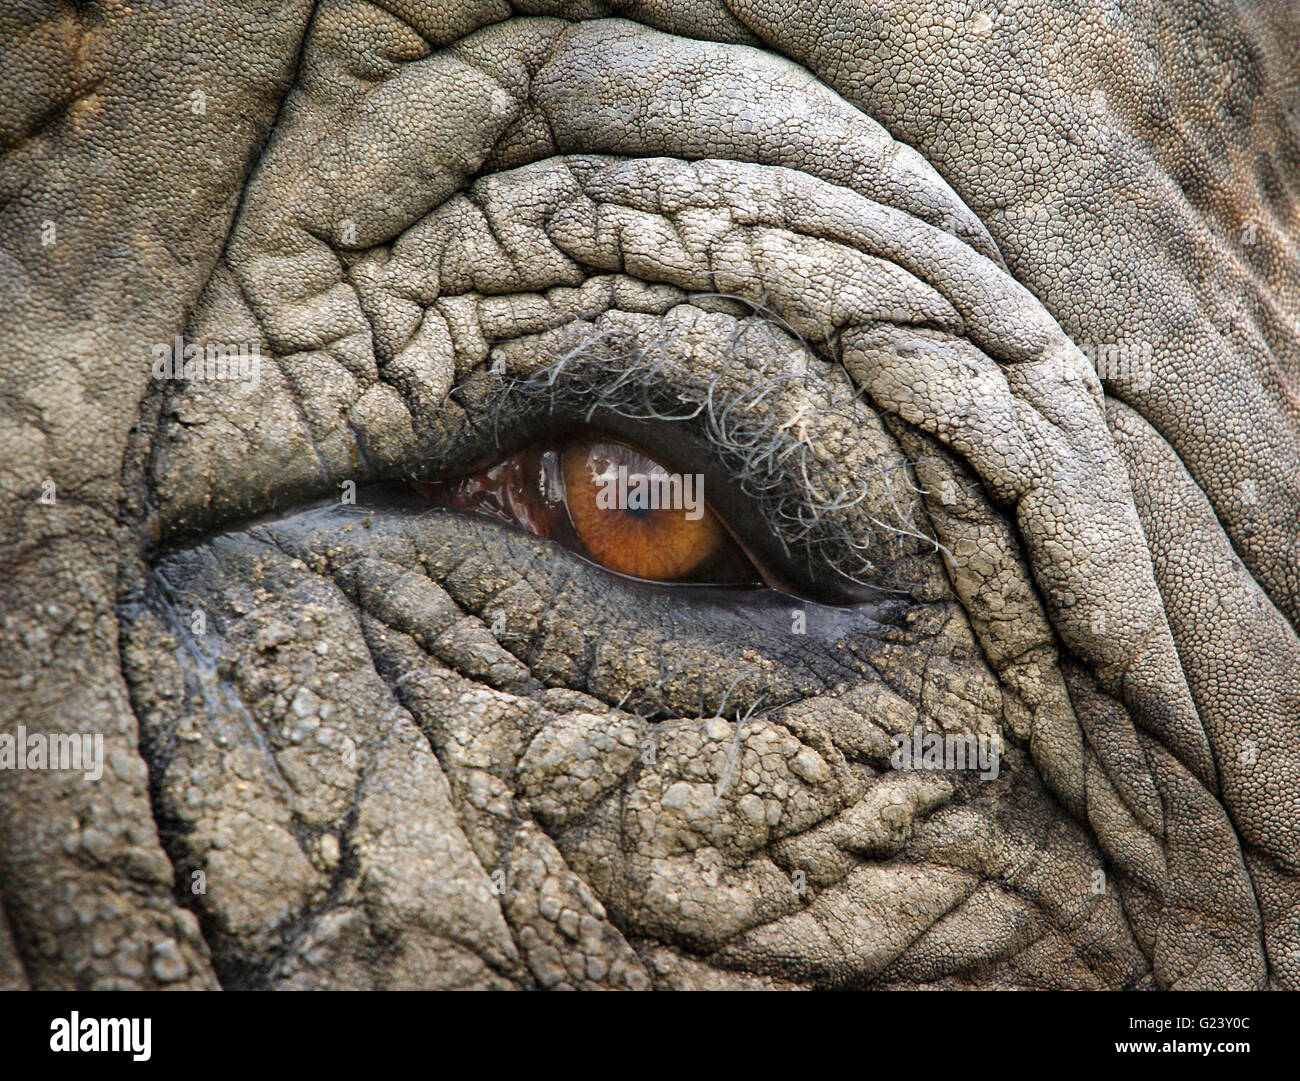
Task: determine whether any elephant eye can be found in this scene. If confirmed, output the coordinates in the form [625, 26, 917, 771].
[412, 434, 763, 587]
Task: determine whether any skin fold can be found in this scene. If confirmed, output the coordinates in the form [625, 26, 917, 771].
[1, 0, 1297, 989]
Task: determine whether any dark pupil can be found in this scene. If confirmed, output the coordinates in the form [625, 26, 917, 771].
[627, 484, 650, 516]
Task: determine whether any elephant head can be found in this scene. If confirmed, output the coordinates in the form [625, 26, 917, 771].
[2, 0, 1298, 990]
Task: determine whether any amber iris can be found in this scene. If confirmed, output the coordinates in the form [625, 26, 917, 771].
[412, 434, 759, 587]
[561, 439, 725, 580]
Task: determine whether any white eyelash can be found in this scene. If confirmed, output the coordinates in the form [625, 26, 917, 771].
[475, 297, 953, 592]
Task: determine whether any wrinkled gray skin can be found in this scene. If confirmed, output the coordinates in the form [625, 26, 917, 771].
[2, 1, 1299, 991]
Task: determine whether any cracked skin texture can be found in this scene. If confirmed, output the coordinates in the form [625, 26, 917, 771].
[1, 1, 1297, 990]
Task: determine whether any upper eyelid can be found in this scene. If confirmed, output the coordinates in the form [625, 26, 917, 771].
[438, 330, 923, 603]
[461, 354, 829, 519]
